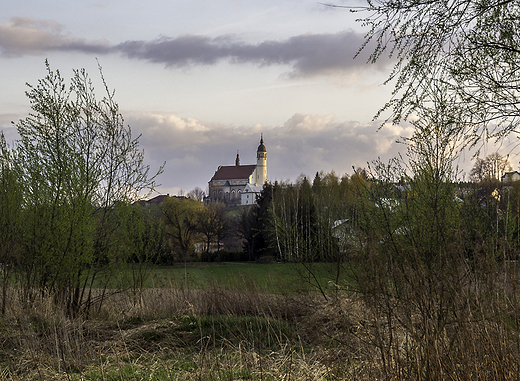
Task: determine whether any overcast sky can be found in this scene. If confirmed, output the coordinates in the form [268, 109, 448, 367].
[0, 0, 502, 196]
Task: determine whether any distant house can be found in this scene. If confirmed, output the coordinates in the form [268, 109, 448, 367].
[501, 171, 520, 184]
[332, 219, 364, 251]
[207, 136, 267, 206]
[241, 184, 263, 205]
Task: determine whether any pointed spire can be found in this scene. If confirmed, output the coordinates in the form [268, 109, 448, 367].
[257, 134, 266, 153]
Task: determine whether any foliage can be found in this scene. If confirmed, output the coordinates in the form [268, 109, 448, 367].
[2, 61, 162, 316]
[402, 105, 462, 260]
[197, 202, 229, 260]
[161, 197, 204, 261]
[233, 205, 258, 260]
[231, 184, 276, 261]
[119, 203, 167, 303]
[356, 0, 520, 144]
[0, 132, 22, 315]
[262, 171, 367, 267]
[344, 91, 520, 379]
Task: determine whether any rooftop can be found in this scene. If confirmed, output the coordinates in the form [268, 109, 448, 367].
[210, 165, 256, 181]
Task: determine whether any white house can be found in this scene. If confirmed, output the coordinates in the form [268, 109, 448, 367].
[240, 184, 264, 205]
[501, 171, 520, 184]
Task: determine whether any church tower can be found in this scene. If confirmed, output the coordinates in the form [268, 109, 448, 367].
[255, 135, 267, 185]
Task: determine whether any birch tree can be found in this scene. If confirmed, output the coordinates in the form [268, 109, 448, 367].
[13, 61, 162, 315]
[354, 0, 520, 144]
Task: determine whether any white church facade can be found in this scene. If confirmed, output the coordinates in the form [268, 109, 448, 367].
[207, 136, 267, 206]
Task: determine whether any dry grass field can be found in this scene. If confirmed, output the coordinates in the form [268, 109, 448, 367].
[1, 261, 520, 380]
[0, 286, 350, 380]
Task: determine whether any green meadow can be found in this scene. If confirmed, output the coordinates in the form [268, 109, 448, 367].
[113, 262, 350, 295]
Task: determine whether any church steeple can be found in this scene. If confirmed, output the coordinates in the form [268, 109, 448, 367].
[257, 134, 266, 153]
[255, 134, 267, 185]
[235, 151, 240, 166]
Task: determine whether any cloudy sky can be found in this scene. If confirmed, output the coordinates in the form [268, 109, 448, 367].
[0, 0, 488, 196]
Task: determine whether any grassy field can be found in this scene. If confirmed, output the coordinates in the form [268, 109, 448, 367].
[112, 261, 349, 295]
[1, 262, 358, 380]
[2, 262, 361, 380]
[3, 260, 520, 380]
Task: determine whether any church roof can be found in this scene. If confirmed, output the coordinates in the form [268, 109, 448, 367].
[210, 164, 256, 181]
[243, 184, 263, 193]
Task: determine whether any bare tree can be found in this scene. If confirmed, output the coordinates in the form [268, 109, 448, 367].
[470, 152, 512, 182]
[187, 186, 205, 201]
[350, 0, 520, 145]
[197, 202, 227, 260]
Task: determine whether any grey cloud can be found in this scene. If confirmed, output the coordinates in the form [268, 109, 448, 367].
[0, 17, 110, 56]
[116, 35, 233, 67]
[0, 17, 391, 76]
[116, 31, 391, 76]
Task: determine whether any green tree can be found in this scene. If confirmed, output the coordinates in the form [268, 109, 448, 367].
[12, 61, 162, 315]
[351, 93, 473, 379]
[234, 205, 257, 261]
[162, 197, 203, 261]
[402, 113, 461, 261]
[0, 133, 23, 315]
[119, 203, 165, 305]
[296, 176, 318, 261]
[503, 181, 520, 254]
[240, 183, 275, 261]
[313, 171, 347, 262]
[269, 181, 300, 262]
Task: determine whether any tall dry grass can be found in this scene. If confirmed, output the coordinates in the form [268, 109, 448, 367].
[0, 282, 318, 380]
[1, 255, 520, 380]
[337, 237, 520, 380]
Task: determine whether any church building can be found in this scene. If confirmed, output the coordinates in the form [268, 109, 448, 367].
[207, 136, 267, 205]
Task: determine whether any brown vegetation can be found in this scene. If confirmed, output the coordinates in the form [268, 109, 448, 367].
[1, 256, 520, 381]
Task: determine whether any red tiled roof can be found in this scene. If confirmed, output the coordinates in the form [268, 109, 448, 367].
[210, 165, 256, 181]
